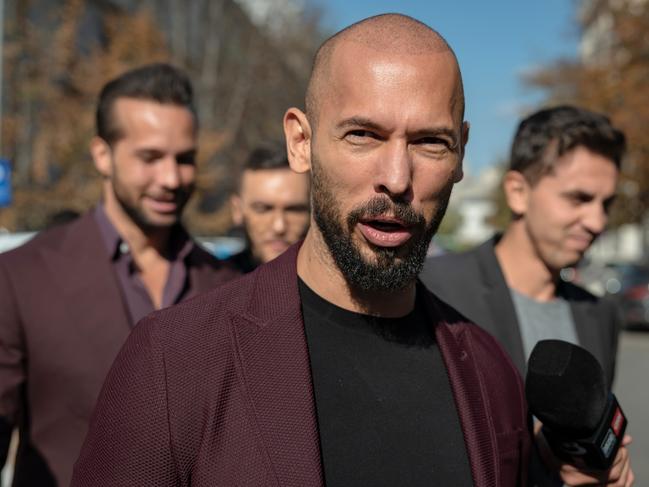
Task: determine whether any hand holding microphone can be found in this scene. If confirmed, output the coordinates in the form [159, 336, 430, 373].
[526, 340, 634, 486]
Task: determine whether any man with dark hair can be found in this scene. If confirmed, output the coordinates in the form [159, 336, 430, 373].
[73, 15, 532, 486]
[421, 105, 633, 485]
[228, 143, 310, 272]
[0, 63, 238, 486]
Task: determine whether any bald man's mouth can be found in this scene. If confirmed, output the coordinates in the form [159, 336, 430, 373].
[358, 216, 414, 248]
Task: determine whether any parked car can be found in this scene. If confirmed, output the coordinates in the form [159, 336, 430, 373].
[619, 283, 649, 330]
[604, 264, 649, 330]
[565, 261, 649, 330]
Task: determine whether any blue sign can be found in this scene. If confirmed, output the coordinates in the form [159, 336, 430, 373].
[0, 159, 12, 207]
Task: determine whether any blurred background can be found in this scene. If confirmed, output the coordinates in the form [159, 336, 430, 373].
[0, 0, 647, 251]
[0, 0, 648, 483]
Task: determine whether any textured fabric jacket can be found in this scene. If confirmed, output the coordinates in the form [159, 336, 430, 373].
[420, 237, 620, 389]
[0, 211, 239, 487]
[72, 244, 531, 487]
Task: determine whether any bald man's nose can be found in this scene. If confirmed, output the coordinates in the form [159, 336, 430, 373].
[375, 143, 412, 198]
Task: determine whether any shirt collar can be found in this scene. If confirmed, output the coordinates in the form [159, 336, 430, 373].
[93, 204, 194, 262]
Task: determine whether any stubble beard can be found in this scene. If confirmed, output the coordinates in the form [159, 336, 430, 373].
[310, 153, 452, 293]
[110, 171, 190, 233]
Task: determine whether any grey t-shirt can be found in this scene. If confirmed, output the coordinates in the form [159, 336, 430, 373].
[510, 289, 579, 487]
[510, 288, 580, 362]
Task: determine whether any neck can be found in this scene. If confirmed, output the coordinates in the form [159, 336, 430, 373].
[495, 222, 558, 302]
[102, 191, 171, 257]
[297, 230, 416, 317]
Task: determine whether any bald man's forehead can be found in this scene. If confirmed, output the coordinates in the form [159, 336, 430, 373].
[326, 42, 463, 117]
[306, 13, 465, 126]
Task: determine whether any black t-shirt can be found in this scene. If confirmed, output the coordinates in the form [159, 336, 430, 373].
[299, 280, 473, 487]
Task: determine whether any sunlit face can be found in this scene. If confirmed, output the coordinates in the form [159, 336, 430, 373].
[309, 44, 467, 291]
[231, 168, 310, 264]
[519, 146, 618, 271]
[98, 98, 197, 230]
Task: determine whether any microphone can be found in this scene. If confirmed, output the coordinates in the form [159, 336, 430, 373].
[525, 340, 627, 470]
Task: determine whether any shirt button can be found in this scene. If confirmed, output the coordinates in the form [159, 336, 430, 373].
[119, 242, 130, 254]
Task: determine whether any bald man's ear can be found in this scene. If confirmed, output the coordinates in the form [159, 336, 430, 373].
[90, 136, 113, 178]
[502, 170, 530, 216]
[454, 121, 470, 183]
[284, 107, 312, 174]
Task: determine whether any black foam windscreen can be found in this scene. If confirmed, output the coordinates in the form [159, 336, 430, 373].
[526, 340, 608, 436]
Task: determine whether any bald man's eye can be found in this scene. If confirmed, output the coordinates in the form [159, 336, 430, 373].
[345, 130, 380, 143]
[412, 137, 453, 156]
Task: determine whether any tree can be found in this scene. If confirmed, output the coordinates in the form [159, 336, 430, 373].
[0, 0, 324, 234]
[524, 0, 649, 227]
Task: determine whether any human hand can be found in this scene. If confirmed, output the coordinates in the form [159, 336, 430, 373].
[537, 430, 634, 487]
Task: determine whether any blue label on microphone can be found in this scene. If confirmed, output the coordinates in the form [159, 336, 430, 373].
[601, 428, 617, 458]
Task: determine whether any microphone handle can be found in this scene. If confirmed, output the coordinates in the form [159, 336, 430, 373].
[542, 393, 627, 470]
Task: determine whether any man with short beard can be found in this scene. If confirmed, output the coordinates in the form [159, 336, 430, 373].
[421, 105, 634, 486]
[0, 63, 238, 487]
[72, 15, 530, 487]
[228, 143, 310, 272]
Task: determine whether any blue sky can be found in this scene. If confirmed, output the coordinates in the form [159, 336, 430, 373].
[307, 0, 579, 175]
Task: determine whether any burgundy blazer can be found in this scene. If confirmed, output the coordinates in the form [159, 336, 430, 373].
[0, 211, 239, 487]
[72, 244, 531, 487]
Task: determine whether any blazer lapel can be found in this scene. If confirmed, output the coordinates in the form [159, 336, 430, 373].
[425, 293, 498, 487]
[570, 298, 611, 379]
[232, 245, 324, 486]
[475, 240, 527, 374]
[40, 213, 131, 359]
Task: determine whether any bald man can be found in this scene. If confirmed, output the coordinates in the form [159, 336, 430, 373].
[72, 15, 530, 486]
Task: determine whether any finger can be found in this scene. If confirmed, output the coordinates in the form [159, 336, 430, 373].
[613, 454, 630, 487]
[611, 446, 629, 472]
[625, 466, 635, 487]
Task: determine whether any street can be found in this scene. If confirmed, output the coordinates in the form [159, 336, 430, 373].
[614, 331, 649, 485]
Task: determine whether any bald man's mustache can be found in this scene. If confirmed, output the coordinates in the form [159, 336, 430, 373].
[346, 196, 424, 230]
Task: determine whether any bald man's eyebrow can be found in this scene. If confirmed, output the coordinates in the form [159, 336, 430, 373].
[336, 117, 459, 145]
[336, 117, 385, 133]
[410, 127, 459, 147]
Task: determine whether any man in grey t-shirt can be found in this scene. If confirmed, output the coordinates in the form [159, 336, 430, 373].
[421, 105, 633, 486]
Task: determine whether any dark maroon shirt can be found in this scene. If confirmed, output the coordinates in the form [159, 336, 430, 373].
[94, 205, 194, 326]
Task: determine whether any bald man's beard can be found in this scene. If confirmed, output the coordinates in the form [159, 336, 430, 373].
[311, 155, 451, 293]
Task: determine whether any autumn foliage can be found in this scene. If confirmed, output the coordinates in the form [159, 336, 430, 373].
[525, 0, 649, 226]
[0, 0, 321, 234]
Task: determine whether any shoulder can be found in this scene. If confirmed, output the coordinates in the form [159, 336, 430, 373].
[419, 242, 491, 301]
[0, 214, 89, 270]
[421, 240, 492, 281]
[560, 280, 620, 318]
[134, 268, 259, 355]
[120, 269, 262, 413]
[560, 280, 599, 303]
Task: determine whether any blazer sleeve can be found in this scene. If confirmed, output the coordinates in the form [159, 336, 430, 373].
[71, 315, 178, 487]
[0, 257, 24, 466]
